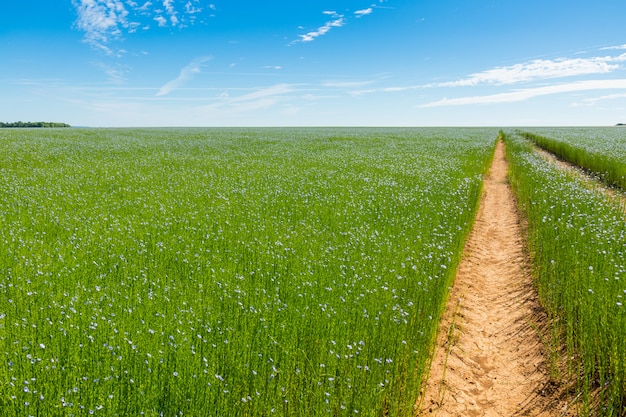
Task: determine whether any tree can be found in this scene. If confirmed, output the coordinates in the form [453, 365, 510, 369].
[0, 121, 71, 128]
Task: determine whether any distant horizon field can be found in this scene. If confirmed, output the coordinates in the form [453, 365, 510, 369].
[3, 123, 626, 130]
[68, 124, 626, 128]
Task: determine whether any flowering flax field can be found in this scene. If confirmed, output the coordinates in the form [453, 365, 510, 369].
[505, 131, 626, 416]
[520, 127, 626, 190]
[0, 128, 496, 416]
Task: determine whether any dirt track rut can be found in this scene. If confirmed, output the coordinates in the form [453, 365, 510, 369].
[418, 140, 572, 416]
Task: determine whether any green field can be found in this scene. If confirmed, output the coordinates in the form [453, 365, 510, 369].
[2, 127, 624, 416]
[0, 128, 496, 416]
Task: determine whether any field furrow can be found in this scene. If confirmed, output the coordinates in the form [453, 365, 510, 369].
[532, 145, 626, 214]
[520, 128, 626, 191]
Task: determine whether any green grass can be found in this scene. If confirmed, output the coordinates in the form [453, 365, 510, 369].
[504, 131, 626, 416]
[0, 127, 496, 416]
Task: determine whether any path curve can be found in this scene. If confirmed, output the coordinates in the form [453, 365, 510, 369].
[418, 140, 573, 416]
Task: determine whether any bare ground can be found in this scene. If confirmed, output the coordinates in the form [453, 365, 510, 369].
[417, 141, 575, 416]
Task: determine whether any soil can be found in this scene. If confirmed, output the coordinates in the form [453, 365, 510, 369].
[417, 141, 576, 416]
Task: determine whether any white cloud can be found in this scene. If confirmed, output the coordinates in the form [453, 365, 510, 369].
[600, 44, 626, 51]
[291, 5, 380, 44]
[201, 84, 300, 114]
[434, 55, 626, 87]
[350, 84, 423, 96]
[323, 80, 375, 88]
[138, 2, 153, 12]
[225, 98, 279, 112]
[293, 14, 345, 43]
[93, 62, 128, 83]
[185, 1, 203, 14]
[354, 8, 373, 17]
[349, 53, 626, 96]
[154, 15, 167, 26]
[156, 56, 212, 96]
[229, 84, 297, 103]
[73, 0, 211, 52]
[572, 92, 626, 107]
[72, 0, 130, 52]
[163, 0, 179, 26]
[421, 79, 626, 107]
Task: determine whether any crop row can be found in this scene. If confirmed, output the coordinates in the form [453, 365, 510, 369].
[0, 128, 496, 416]
[504, 131, 626, 416]
[519, 127, 626, 190]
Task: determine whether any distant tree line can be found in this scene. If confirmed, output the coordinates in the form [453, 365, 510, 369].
[0, 121, 71, 128]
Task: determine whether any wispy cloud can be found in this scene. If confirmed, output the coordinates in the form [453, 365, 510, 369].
[433, 55, 626, 87]
[228, 84, 297, 103]
[600, 44, 626, 51]
[322, 80, 375, 88]
[292, 12, 345, 44]
[351, 84, 424, 95]
[421, 79, 626, 107]
[203, 84, 301, 114]
[185, 1, 208, 16]
[291, 4, 383, 44]
[348, 50, 626, 98]
[138, 2, 153, 12]
[156, 56, 212, 96]
[72, 0, 129, 54]
[160, 0, 180, 26]
[354, 8, 373, 18]
[572, 92, 626, 107]
[92, 62, 129, 83]
[73, 0, 212, 53]
[154, 15, 167, 27]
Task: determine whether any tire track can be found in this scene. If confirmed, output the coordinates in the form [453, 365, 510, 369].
[418, 140, 574, 416]
[533, 144, 626, 214]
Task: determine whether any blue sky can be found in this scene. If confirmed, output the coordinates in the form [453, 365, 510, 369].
[2, 1, 626, 126]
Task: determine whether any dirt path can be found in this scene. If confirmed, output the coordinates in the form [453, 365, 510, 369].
[418, 141, 573, 416]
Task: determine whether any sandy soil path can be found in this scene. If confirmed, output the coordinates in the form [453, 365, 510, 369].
[418, 140, 572, 416]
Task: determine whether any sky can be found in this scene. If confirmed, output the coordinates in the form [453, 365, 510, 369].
[2, 0, 626, 127]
